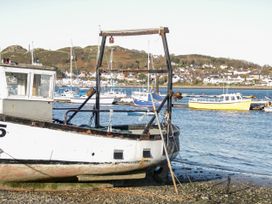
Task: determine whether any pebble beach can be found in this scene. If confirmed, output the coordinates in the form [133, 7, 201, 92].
[1, 171, 272, 204]
[1, 181, 272, 204]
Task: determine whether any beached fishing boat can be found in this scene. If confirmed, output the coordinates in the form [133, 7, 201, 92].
[0, 27, 180, 182]
[188, 93, 251, 111]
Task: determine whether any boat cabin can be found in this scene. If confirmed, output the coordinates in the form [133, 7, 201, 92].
[218, 93, 243, 102]
[0, 63, 56, 122]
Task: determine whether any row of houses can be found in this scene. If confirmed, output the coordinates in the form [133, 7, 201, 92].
[58, 64, 272, 87]
[172, 64, 272, 86]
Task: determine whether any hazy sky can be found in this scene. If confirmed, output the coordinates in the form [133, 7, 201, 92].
[1, 0, 272, 65]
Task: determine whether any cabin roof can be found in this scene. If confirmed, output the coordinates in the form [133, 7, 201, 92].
[0, 63, 56, 71]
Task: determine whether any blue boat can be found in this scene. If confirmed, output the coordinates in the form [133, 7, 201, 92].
[132, 91, 164, 107]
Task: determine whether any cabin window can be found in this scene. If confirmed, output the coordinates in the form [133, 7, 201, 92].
[5, 72, 28, 96]
[225, 96, 230, 101]
[143, 148, 152, 158]
[113, 150, 124, 160]
[32, 74, 51, 98]
[231, 96, 236, 101]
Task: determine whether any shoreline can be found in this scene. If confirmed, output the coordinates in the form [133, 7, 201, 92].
[1, 161, 272, 203]
[58, 84, 272, 91]
[102, 84, 272, 90]
[176, 85, 272, 90]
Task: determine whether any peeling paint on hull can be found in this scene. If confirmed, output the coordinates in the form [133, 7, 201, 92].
[0, 160, 158, 182]
[0, 119, 179, 182]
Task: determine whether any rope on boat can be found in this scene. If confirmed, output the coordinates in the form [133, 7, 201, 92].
[107, 109, 113, 132]
[1, 149, 54, 179]
[150, 93, 178, 194]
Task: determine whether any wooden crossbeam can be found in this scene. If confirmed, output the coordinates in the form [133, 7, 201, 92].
[100, 69, 168, 73]
[100, 27, 169, 37]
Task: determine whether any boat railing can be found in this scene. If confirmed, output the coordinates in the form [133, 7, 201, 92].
[61, 109, 155, 125]
[53, 92, 170, 136]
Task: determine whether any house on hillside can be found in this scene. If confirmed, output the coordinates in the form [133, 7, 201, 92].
[173, 75, 181, 83]
[203, 75, 220, 84]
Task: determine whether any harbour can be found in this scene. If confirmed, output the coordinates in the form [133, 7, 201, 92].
[1, 0, 272, 201]
[1, 53, 272, 203]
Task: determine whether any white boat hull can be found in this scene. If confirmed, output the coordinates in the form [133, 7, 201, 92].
[0, 121, 177, 181]
[264, 106, 272, 112]
[70, 97, 115, 105]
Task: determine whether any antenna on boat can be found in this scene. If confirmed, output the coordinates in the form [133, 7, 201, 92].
[70, 40, 73, 86]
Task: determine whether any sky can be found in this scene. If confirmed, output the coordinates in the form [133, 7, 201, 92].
[1, 0, 272, 66]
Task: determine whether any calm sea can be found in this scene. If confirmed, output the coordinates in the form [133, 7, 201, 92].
[54, 87, 272, 181]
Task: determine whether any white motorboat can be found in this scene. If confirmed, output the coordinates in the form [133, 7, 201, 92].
[70, 93, 115, 105]
[264, 106, 272, 112]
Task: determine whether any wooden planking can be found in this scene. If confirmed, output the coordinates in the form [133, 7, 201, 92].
[77, 172, 146, 181]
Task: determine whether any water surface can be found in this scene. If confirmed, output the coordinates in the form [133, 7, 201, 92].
[54, 88, 272, 181]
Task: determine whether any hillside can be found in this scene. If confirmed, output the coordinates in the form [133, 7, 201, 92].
[0, 45, 263, 73]
[0, 45, 152, 72]
[171, 54, 261, 69]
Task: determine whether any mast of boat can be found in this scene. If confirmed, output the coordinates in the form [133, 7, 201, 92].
[147, 41, 150, 92]
[110, 47, 114, 88]
[31, 42, 34, 65]
[70, 41, 73, 86]
[150, 53, 159, 93]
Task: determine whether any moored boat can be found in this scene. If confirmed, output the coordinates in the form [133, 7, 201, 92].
[132, 91, 163, 107]
[0, 27, 180, 182]
[70, 93, 115, 105]
[188, 93, 251, 111]
[264, 105, 272, 112]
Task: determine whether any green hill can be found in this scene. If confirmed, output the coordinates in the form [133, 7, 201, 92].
[1, 45, 152, 72]
[1, 45, 263, 73]
[171, 54, 261, 69]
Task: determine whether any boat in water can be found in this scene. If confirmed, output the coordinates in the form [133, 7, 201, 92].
[264, 101, 272, 112]
[0, 27, 180, 182]
[54, 86, 79, 102]
[132, 91, 163, 107]
[70, 92, 115, 105]
[188, 93, 251, 111]
[264, 106, 272, 112]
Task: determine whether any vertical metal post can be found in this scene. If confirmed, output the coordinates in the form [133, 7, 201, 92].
[95, 36, 107, 128]
[161, 33, 172, 122]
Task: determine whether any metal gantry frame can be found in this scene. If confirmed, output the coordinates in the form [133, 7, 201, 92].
[95, 27, 173, 132]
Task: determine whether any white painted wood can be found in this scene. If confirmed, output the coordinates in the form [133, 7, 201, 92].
[0, 121, 167, 181]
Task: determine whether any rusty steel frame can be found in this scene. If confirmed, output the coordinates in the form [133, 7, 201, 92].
[95, 27, 173, 135]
